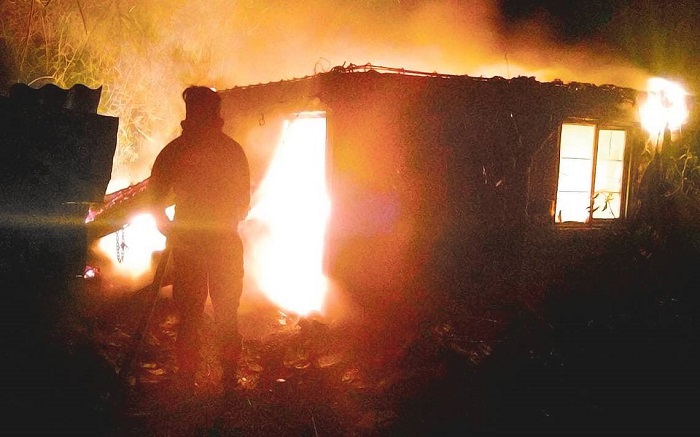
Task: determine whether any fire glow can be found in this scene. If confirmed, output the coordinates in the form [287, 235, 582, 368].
[242, 113, 331, 316]
[639, 77, 689, 144]
[96, 112, 330, 316]
[97, 213, 164, 276]
[96, 208, 173, 276]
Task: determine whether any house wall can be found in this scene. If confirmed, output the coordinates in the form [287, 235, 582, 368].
[219, 72, 642, 301]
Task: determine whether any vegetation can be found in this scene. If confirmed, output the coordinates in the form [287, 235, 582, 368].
[0, 0, 189, 183]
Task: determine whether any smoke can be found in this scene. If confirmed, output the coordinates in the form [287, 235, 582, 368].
[1, 0, 651, 185]
[498, 9, 649, 89]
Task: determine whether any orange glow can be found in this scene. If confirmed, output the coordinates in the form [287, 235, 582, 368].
[639, 78, 689, 145]
[97, 213, 166, 277]
[96, 206, 174, 277]
[242, 112, 330, 316]
[2, 0, 653, 188]
[95, 114, 330, 316]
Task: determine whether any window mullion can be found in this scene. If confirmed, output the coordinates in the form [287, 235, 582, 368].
[589, 125, 600, 222]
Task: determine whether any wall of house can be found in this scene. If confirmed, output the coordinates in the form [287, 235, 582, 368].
[219, 72, 642, 302]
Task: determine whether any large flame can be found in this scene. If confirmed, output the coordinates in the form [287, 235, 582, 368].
[243, 112, 330, 316]
[639, 77, 689, 144]
[95, 113, 330, 315]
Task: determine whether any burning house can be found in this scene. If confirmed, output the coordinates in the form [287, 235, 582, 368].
[88, 64, 692, 315]
[219, 65, 690, 306]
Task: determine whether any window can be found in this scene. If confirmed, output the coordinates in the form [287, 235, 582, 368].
[555, 123, 627, 223]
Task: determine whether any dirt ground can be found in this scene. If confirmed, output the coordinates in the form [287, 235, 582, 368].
[4, 225, 699, 436]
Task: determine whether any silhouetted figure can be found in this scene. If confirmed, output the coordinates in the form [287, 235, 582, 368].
[149, 86, 250, 395]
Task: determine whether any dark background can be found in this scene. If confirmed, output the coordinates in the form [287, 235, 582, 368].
[499, 0, 700, 91]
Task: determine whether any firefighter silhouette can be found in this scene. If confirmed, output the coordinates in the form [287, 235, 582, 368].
[149, 86, 250, 395]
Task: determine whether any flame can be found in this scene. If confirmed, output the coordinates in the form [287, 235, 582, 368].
[243, 112, 330, 316]
[96, 206, 175, 277]
[639, 77, 689, 143]
[95, 114, 330, 316]
[97, 213, 166, 277]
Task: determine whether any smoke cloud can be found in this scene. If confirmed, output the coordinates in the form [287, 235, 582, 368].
[1, 0, 650, 185]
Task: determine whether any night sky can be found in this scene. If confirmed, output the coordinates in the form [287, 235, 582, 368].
[501, 0, 620, 42]
[499, 0, 700, 90]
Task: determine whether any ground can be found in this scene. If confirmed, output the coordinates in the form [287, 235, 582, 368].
[4, 224, 699, 436]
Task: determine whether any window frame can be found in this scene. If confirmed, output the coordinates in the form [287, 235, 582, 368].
[554, 120, 632, 225]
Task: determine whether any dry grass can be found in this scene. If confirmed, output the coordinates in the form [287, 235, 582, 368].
[1, 0, 187, 184]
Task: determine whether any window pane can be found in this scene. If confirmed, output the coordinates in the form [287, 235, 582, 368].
[594, 160, 624, 192]
[558, 158, 594, 192]
[556, 124, 596, 223]
[597, 130, 626, 161]
[555, 192, 591, 223]
[560, 124, 596, 159]
[592, 192, 621, 219]
[593, 129, 626, 220]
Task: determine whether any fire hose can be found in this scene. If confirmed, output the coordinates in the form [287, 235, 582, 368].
[116, 245, 172, 388]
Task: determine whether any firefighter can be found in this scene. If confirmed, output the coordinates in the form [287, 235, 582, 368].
[149, 86, 250, 396]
